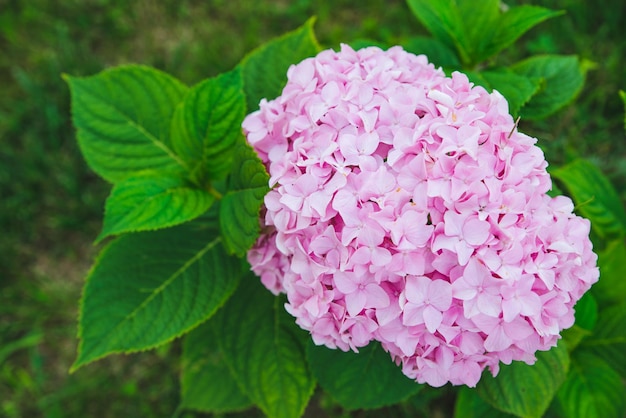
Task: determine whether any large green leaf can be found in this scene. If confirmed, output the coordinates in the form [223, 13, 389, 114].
[512, 55, 586, 119]
[240, 18, 321, 112]
[551, 159, 626, 240]
[307, 341, 422, 410]
[478, 68, 541, 116]
[581, 301, 626, 378]
[96, 172, 215, 242]
[477, 6, 563, 63]
[402, 36, 460, 68]
[592, 240, 626, 305]
[72, 222, 243, 370]
[455, 387, 516, 418]
[181, 321, 251, 413]
[406, 0, 470, 65]
[220, 140, 269, 256]
[64, 65, 188, 183]
[212, 275, 315, 418]
[477, 342, 570, 418]
[556, 352, 626, 418]
[171, 69, 246, 184]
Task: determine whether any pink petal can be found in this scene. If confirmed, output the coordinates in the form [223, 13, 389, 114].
[423, 305, 443, 333]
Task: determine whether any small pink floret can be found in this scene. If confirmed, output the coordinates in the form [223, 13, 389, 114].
[244, 44, 599, 387]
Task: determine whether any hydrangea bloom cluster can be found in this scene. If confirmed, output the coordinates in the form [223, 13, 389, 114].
[243, 45, 599, 387]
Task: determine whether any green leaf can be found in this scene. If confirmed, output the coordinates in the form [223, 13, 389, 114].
[402, 36, 460, 68]
[573, 292, 598, 331]
[64, 65, 188, 183]
[581, 301, 626, 378]
[457, 0, 500, 61]
[477, 342, 570, 418]
[561, 325, 592, 353]
[512, 55, 586, 119]
[349, 39, 389, 51]
[212, 275, 315, 418]
[240, 18, 321, 112]
[220, 140, 269, 256]
[406, 0, 470, 65]
[307, 341, 422, 410]
[592, 240, 626, 305]
[96, 172, 215, 242]
[556, 352, 626, 418]
[551, 159, 626, 240]
[170, 69, 246, 183]
[455, 387, 516, 418]
[73, 222, 243, 371]
[478, 68, 542, 116]
[619, 90, 626, 131]
[477, 6, 563, 63]
[181, 321, 252, 413]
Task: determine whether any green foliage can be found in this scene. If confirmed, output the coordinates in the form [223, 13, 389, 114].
[170, 69, 246, 184]
[64, 66, 188, 183]
[402, 36, 460, 68]
[240, 17, 321, 112]
[210, 276, 316, 418]
[97, 172, 216, 242]
[477, 6, 564, 64]
[220, 139, 270, 256]
[307, 341, 422, 410]
[476, 342, 570, 418]
[580, 302, 626, 378]
[181, 321, 252, 413]
[405, 0, 561, 67]
[552, 159, 626, 240]
[511, 55, 586, 119]
[556, 352, 626, 418]
[454, 387, 516, 418]
[592, 240, 626, 305]
[73, 222, 244, 370]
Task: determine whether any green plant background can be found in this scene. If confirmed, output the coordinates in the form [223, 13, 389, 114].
[1, 0, 624, 417]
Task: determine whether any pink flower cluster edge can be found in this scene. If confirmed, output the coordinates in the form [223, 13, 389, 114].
[243, 45, 599, 387]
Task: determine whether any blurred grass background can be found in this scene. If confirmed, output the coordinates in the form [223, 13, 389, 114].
[0, 0, 623, 416]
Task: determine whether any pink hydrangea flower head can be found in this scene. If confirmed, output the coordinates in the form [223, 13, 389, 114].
[243, 44, 599, 387]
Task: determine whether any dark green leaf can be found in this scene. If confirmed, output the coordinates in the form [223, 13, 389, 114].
[72, 222, 243, 370]
[477, 6, 563, 62]
[349, 39, 388, 50]
[406, 0, 469, 64]
[592, 240, 626, 305]
[479, 68, 542, 116]
[619, 90, 626, 131]
[561, 325, 592, 353]
[170, 69, 246, 183]
[220, 140, 269, 256]
[477, 342, 570, 418]
[455, 386, 516, 418]
[512, 55, 586, 119]
[64, 65, 188, 183]
[581, 301, 626, 378]
[551, 159, 626, 240]
[573, 292, 598, 331]
[181, 321, 252, 413]
[556, 352, 626, 418]
[212, 275, 315, 418]
[307, 341, 422, 410]
[457, 0, 500, 62]
[97, 172, 215, 242]
[402, 36, 460, 68]
[240, 18, 321, 112]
